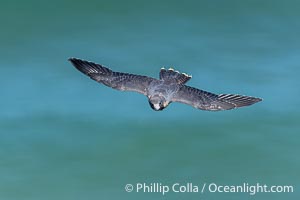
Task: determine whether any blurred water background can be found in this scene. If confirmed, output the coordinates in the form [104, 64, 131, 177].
[0, 0, 299, 199]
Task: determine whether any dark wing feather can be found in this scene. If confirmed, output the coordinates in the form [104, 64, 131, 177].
[172, 85, 262, 111]
[69, 58, 155, 95]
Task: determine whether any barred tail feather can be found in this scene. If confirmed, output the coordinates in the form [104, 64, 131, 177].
[159, 68, 191, 84]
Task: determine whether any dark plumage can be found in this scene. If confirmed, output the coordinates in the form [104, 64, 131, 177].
[69, 58, 262, 111]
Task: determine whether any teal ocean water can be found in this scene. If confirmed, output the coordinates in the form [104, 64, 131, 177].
[0, 0, 299, 199]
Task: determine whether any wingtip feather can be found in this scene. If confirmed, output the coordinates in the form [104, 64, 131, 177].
[218, 94, 262, 108]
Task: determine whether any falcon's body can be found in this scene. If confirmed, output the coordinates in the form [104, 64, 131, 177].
[69, 58, 262, 111]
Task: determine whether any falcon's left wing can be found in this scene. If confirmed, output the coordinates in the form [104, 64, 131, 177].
[172, 85, 262, 111]
[69, 58, 155, 95]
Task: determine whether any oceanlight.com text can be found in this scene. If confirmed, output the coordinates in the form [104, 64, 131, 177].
[124, 182, 293, 195]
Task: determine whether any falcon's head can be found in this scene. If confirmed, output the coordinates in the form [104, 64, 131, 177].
[148, 95, 169, 111]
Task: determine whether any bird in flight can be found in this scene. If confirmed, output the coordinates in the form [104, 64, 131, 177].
[69, 58, 262, 111]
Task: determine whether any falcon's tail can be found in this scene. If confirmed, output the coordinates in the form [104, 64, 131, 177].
[69, 58, 112, 77]
[159, 68, 191, 84]
[217, 94, 262, 109]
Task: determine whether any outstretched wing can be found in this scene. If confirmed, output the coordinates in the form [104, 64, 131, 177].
[172, 85, 262, 111]
[69, 58, 155, 95]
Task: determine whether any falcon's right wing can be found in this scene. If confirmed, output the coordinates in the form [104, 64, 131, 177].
[69, 58, 155, 95]
[172, 85, 262, 111]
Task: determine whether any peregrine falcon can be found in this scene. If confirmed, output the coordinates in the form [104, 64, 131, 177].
[69, 58, 262, 111]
